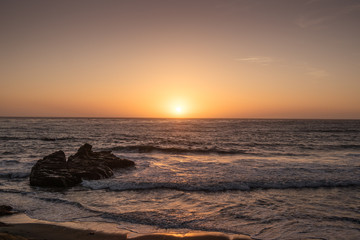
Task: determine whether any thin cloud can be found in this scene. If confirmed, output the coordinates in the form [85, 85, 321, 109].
[296, 16, 329, 29]
[307, 68, 330, 79]
[306, 0, 325, 5]
[235, 56, 274, 65]
[297, 3, 360, 28]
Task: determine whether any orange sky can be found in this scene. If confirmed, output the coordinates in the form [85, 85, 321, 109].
[1, 0, 360, 118]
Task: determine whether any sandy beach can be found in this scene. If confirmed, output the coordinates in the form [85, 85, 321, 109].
[0, 214, 252, 240]
[0, 223, 252, 240]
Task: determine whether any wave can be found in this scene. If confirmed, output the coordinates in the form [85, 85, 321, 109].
[0, 136, 23, 140]
[0, 160, 20, 165]
[40, 137, 75, 142]
[35, 196, 98, 214]
[323, 216, 360, 224]
[321, 144, 360, 150]
[110, 142, 360, 156]
[110, 145, 247, 155]
[81, 179, 360, 192]
[0, 171, 30, 179]
[298, 129, 360, 133]
[242, 142, 360, 151]
[0, 136, 75, 141]
[2, 151, 15, 155]
[0, 187, 101, 213]
[346, 153, 360, 157]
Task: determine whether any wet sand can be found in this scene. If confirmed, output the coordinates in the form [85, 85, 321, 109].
[0, 214, 252, 240]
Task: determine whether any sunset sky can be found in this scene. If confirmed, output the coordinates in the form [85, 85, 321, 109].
[1, 0, 359, 118]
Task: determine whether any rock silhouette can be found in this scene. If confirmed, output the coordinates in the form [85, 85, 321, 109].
[30, 144, 135, 187]
[0, 205, 14, 216]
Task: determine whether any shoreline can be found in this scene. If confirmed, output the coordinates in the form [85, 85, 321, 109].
[0, 214, 253, 240]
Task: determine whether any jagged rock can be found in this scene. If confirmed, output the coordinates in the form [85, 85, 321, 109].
[0, 205, 14, 216]
[29, 151, 81, 187]
[29, 144, 135, 188]
[0, 222, 9, 227]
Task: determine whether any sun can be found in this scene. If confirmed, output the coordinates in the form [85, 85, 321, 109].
[168, 99, 188, 117]
[172, 104, 185, 116]
[175, 106, 182, 113]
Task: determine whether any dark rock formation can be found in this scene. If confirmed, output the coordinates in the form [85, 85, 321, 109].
[0, 222, 9, 227]
[29, 144, 135, 188]
[0, 205, 14, 216]
[29, 151, 81, 187]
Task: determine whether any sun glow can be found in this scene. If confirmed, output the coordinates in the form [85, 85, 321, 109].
[169, 100, 187, 117]
[175, 106, 182, 113]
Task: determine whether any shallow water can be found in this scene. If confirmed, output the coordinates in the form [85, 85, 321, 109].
[1, 118, 360, 239]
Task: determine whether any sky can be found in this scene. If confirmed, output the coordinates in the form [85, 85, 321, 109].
[1, 0, 360, 118]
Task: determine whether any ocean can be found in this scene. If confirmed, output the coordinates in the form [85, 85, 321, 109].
[0, 118, 359, 239]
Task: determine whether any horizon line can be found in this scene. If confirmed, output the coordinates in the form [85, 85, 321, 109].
[0, 116, 359, 121]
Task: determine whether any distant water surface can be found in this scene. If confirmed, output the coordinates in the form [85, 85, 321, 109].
[0, 118, 360, 239]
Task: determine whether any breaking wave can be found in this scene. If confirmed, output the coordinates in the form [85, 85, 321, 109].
[0, 136, 75, 141]
[81, 179, 360, 192]
[0, 171, 30, 179]
[110, 145, 247, 155]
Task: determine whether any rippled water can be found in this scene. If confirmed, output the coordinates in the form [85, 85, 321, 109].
[1, 118, 360, 239]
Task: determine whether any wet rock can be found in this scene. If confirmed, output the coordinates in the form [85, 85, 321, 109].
[0, 221, 9, 227]
[67, 143, 134, 180]
[0, 205, 14, 216]
[29, 144, 135, 188]
[29, 151, 81, 187]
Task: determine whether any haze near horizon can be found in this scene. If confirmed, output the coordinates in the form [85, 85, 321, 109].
[1, 0, 359, 119]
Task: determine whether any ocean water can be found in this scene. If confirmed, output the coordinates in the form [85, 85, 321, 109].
[0, 118, 360, 239]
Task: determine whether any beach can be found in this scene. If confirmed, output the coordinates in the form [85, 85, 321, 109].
[0, 214, 252, 240]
